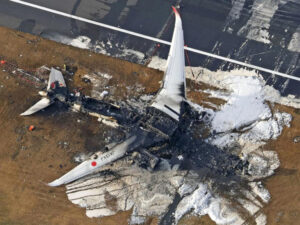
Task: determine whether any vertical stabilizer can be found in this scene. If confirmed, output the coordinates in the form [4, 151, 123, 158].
[47, 68, 66, 90]
[151, 6, 186, 121]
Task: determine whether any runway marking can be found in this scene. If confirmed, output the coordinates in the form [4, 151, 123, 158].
[10, 0, 300, 82]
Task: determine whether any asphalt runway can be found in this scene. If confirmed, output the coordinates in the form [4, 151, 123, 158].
[0, 0, 299, 96]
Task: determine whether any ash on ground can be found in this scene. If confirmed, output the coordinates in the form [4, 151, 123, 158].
[65, 65, 296, 225]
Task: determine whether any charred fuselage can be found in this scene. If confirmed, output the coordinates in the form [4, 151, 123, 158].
[52, 89, 247, 180]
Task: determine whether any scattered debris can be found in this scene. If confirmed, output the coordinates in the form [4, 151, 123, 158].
[98, 72, 112, 80]
[57, 141, 69, 150]
[35, 65, 50, 81]
[82, 73, 112, 100]
[28, 125, 35, 131]
[63, 64, 77, 75]
[73, 152, 91, 163]
[82, 77, 91, 83]
[293, 136, 300, 143]
[100, 90, 109, 98]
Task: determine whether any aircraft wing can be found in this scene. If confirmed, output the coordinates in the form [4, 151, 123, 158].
[20, 98, 52, 116]
[151, 7, 186, 121]
[48, 136, 137, 186]
[47, 68, 66, 90]
[48, 7, 185, 186]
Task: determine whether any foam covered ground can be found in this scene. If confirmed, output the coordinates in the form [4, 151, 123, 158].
[63, 56, 298, 225]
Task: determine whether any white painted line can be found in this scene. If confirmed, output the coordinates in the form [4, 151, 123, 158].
[9, 0, 171, 44]
[10, 0, 300, 82]
[185, 46, 300, 81]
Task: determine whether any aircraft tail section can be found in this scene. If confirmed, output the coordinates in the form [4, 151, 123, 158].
[20, 68, 66, 116]
[151, 6, 186, 121]
[47, 68, 66, 90]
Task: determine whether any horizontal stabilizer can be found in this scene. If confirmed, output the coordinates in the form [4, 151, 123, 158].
[20, 98, 52, 116]
[47, 68, 66, 90]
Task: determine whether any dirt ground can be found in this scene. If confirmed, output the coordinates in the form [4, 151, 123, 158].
[262, 104, 300, 225]
[0, 26, 299, 225]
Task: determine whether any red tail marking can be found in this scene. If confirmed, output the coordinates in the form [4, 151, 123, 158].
[172, 6, 180, 16]
[50, 82, 56, 89]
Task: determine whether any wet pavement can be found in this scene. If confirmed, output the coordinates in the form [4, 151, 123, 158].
[0, 0, 299, 96]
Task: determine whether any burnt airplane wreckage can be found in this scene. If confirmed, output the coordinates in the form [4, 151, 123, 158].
[21, 7, 248, 187]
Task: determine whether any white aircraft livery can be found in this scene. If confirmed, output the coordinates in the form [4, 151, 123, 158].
[22, 7, 245, 187]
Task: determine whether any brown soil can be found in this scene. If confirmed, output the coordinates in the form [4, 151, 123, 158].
[262, 105, 300, 225]
[186, 79, 226, 107]
[179, 215, 216, 225]
[0, 26, 161, 225]
[0, 26, 299, 225]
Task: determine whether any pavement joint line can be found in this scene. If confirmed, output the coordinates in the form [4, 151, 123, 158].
[9, 0, 300, 82]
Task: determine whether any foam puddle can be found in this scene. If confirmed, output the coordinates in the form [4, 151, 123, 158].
[149, 56, 300, 109]
[64, 56, 298, 225]
[148, 57, 295, 224]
